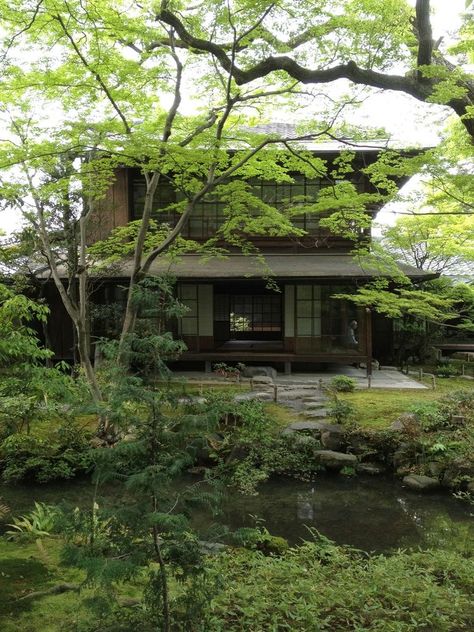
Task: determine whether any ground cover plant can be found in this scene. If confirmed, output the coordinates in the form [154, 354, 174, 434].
[0, 533, 473, 632]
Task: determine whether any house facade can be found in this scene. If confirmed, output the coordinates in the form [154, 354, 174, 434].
[44, 142, 434, 374]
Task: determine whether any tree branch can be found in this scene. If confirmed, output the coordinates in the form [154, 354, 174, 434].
[54, 13, 132, 135]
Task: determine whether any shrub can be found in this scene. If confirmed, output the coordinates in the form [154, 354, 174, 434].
[439, 390, 474, 424]
[328, 399, 357, 425]
[329, 375, 356, 392]
[409, 402, 446, 431]
[436, 361, 460, 377]
[0, 425, 92, 483]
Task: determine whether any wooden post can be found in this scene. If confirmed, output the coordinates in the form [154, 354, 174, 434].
[365, 307, 373, 377]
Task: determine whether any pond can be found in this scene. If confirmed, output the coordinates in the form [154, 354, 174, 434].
[1, 474, 472, 553]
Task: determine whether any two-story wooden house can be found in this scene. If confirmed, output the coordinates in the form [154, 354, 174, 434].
[43, 134, 435, 374]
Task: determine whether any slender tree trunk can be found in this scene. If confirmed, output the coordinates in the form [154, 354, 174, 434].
[152, 519, 170, 632]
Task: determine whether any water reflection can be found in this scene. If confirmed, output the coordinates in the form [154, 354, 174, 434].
[1, 474, 473, 553]
[211, 475, 474, 552]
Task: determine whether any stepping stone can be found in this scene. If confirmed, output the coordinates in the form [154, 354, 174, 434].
[303, 395, 327, 403]
[303, 409, 329, 419]
[234, 392, 273, 402]
[278, 389, 319, 400]
[304, 401, 328, 410]
[281, 421, 326, 436]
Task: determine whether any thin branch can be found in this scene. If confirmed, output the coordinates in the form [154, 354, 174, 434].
[53, 13, 132, 134]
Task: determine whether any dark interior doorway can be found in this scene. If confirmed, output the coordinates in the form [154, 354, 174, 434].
[214, 282, 283, 346]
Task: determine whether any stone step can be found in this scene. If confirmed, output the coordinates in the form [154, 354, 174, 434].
[277, 389, 322, 400]
[303, 409, 330, 419]
[281, 421, 326, 435]
[234, 391, 273, 402]
[304, 401, 328, 410]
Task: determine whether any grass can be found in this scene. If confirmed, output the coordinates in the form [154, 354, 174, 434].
[0, 537, 145, 632]
[263, 402, 296, 431]
[339, 377, 474, 430]
[0, 538, 87, 632]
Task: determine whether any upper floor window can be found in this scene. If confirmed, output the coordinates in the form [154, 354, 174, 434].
[130, 171, 365, 240]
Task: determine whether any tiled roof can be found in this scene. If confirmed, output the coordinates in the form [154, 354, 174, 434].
[88, 253, 437, 281]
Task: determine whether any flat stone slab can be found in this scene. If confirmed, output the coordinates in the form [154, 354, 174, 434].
[234, 392, 273, 402]
[303, 409, 330, 419]
[403, 474, 440, 492]
[304, 401, 328, 410]
[282, 421, 326, 435]
[278, 389, 321, 400]
[314, 450, 357, 470]
[252, 376, 274, 385]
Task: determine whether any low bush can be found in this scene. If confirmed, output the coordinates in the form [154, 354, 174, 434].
[436, 361, 460, 378]
[329, 375, 357, 392]
[0, 424, 92, 483]
[328, 398, 357, 426]
[409, 401, 446, 431]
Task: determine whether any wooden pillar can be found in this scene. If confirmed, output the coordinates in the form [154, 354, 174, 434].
[365, 307, 373, 377]
[285, 361, 292, 375]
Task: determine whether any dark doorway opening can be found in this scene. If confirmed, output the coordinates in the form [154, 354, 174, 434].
[214, 282, 283, 348]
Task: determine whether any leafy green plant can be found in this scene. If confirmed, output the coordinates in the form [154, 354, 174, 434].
[329, 375, 357, 392]
[233, 526, 289, 556]
[202, 541, 474, 631]
[340, 465, 356, 476]
[328, 398, 357, 426]
[439, 390, 474, 425]
[6, 502, 60, 541]
[409, 401, 446, 431]
[436, 361, 460, 378]
[212, 363, 241, 379]
[0, 424, 92, 483]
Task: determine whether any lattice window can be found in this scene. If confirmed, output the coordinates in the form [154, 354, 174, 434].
[296, 285, 321, 337]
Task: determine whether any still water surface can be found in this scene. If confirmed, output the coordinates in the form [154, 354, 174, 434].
[1, 475, 472, 552]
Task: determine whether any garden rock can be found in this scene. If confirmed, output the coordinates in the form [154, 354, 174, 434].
[314, 449, 357, 471]
[441, 459, 474, 489]
[252, 375, 274, 386]
[242, 366, 277, 379]
[389, 413, 420, 433]
[357, 462, 385, 475]
[403, 474, 440, 492]
[392, 443, 417, 468]
[320, 427, 345, 450]
[426, 461, 445, 479]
